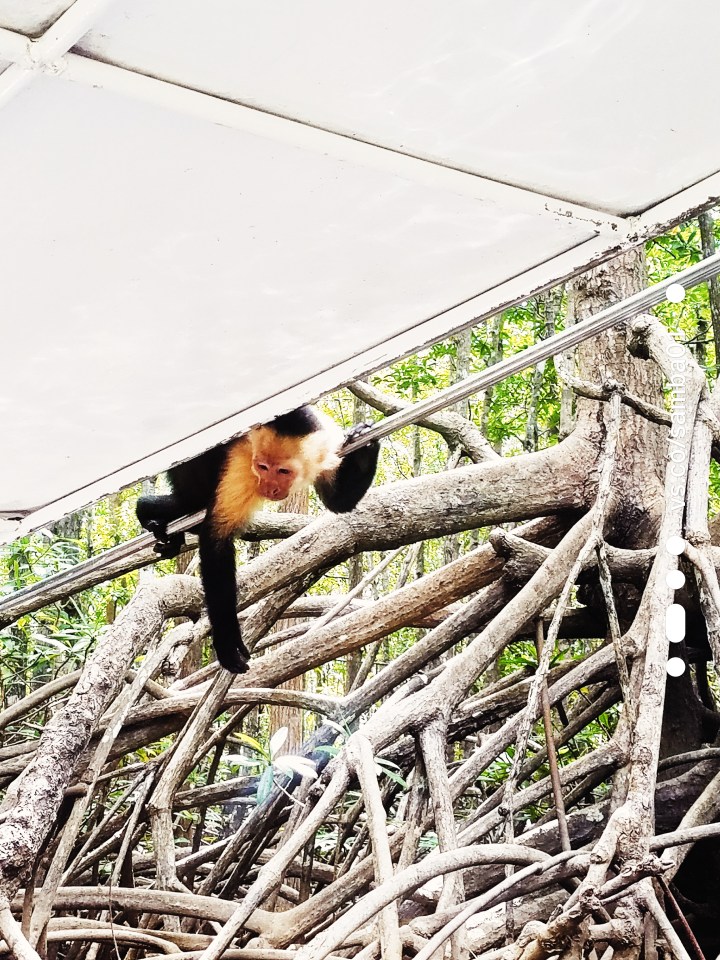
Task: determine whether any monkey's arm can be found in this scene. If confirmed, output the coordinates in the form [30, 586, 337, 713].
[136, 493, 187, 558]
[314, 423, 380, 513]
[138, 494, 252, 673]
[198, 526, 251, 674]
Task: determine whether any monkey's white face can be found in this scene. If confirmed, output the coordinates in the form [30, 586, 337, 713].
[251, 456, 299, 501]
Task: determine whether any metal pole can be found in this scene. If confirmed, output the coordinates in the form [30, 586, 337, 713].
[341, 248, 720, 454]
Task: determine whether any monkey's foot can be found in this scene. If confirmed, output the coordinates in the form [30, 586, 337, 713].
[215, 638, 252, 674]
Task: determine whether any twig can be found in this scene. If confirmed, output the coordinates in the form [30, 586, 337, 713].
[0, 670, 82, 733]
[295, 543, 411, 652]
[684, 374, 720, 669]
[397, 754, 427, 871]
[657, 877, 706, 960]
[644, 888, 693, 960]
[295, 844, 549, 960]
[651, 822, 720, 851]
[595, 542, 633, 716]
[555, 361, 671, 427]
[502, 392, 622, 819]
[347, 379, 500, 463]
[0, 906, 42, 960]
[535, 620, 571, 852]
[347, 735, 402, 960]
[419, 719, 464, 959]
[413, 849, 578, 960]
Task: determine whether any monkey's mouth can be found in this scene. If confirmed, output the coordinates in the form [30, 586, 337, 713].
[262, 490, 289, 502]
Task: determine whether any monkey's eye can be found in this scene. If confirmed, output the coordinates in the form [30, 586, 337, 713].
[278, 468, 291, 475]
[257, 463, 269, 472]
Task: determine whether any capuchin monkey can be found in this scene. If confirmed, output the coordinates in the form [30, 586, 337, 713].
[136, 406, 380, 674]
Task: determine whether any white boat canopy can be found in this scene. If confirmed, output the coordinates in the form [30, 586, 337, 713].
[2, 0, 719, 544]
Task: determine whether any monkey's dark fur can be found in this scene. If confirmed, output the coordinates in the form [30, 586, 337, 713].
[137, 406, 379, 673]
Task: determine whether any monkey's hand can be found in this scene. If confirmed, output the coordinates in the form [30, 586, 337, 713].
[341, 422, 381, 468]
[145, 520, 185, 559]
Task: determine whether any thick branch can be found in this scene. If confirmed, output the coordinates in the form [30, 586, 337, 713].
[348, 379, 500, 462]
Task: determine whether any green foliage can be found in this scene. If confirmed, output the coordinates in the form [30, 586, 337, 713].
[710, 460, 720, 519]
[475, 300, 562, 452]
[0, 489, 142, 716]
[375, 297, 563, 456]
[647, 218, 720, 376]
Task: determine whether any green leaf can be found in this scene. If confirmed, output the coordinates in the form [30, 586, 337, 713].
[374, 756, 401, 770]
[235, 733, 267, 758]
[374, 763, 408, 789]
[324, 719, 349, 738]
[256, 766, 274, 805]
[30, 633, 67, 652]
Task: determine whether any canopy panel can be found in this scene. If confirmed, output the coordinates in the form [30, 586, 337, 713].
[1, 0, 718, 542]
[74, 0, 720, 217]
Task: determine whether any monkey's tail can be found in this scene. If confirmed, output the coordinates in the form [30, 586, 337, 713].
[198, 527, 251, 674]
